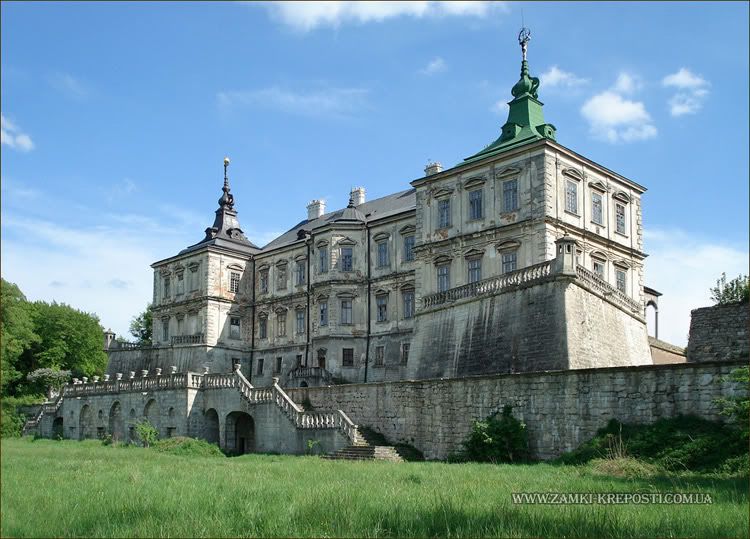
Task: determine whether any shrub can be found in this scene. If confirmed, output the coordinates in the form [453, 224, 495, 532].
[714, 366, 749, 440]
[1, 395, 45, 438]
[135, 420, 159, 447]
[710, 273, 749, 304]
[153, 437, 224, 457]
[461, 405, 529, 463]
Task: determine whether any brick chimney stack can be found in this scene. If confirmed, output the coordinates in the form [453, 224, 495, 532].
[307, 199, 326, 220]
[350, 187, 366, 206]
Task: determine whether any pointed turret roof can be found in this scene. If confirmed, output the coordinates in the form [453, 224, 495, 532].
[335, 192, 366, 223]
[464, 28, 557, 164]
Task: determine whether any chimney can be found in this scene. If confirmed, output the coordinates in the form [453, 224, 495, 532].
[424, 161, 443, 176]
[350, 187, 366, 206]
[307, 199, 326, 220]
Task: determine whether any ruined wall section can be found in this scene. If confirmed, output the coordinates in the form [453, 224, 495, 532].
[687, 302, 749, 363]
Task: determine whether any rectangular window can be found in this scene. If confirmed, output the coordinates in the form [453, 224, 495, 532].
[437, 264, 450, 292]
[592, 192, 603, 225]
[229, 317, 240, 339]
[163, 277, 170, 298]
[503, 179, 519, 212]
[177, 317, 184, 334]
[229, 271, 240, 293]
[468, 258, 482, 284]
[616, 268, 627, 294]
[565, 180, 578, 214]
[377, 241, 389, 267]
[376, 295, 388, 322]
[275, 357, 282, 374]
[438, 198, 451, 228]
[190, 267, 199, 291]
[296, 310, 305, 335]
[259, 270, 269, 294]
[469, 189, 483, 220]
[296, 354, 303, 368]
[176, 273, 184, 295]
[256, 358, 264, 375]
[374, 346, 384, 366]
[401, 343, 410, 364]
[502, 252, 517, 274]
[340, 299, 353, 325]
[295, 260, 306, 286]
[402, 290, 415, 319]
[616, 203, 627, 235]
[593, 259, 605, 279]
[342, 348, 354, 367]
[403, 235, 415, 262]
[277, 265, 287, 290]
[162, 319, 169, 342]
[319, 302, 328, 326]
[259, 317, 267, 339]
[277, 312, 286, 337]
[319, 247, 328, 273]
[341, 247, 353, 272]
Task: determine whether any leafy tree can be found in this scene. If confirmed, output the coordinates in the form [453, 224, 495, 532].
[710, 273, 749, 305]
[26, 368, 72, 395]
[1, 279, 40, 394]
[129, 304, 153, 346]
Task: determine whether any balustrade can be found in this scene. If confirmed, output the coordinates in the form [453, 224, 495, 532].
[171, 334, 205, 345]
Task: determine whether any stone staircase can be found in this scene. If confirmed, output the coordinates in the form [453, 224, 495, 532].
[321, 427, 405, 462]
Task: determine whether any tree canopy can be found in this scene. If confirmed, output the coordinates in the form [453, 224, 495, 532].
[710, 273, 750, 305]
[129, 303, 153, 346]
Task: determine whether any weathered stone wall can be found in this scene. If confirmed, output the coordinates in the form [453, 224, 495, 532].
[106, 346, 240, 377]
[649, 337, 686, 365]
[289, 361, 746, 460]
[687, 302, 749, 363]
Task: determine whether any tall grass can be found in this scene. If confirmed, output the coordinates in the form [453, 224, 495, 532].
[1, 438, 747, 538]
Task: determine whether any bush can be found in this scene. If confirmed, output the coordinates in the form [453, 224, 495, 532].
[153, 437, 224, 457]
[1, 395, 45, 438]
[135, 420, 159, 447]
[461, 405, 529, 463]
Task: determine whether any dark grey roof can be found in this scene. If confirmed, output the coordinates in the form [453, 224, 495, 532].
[262, 188, 416, 251]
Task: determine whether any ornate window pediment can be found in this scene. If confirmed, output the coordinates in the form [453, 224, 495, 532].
[372, 232, 390, 242]
[293, 254, 307, 262]
[400, 282, 415, 291]
[613, 259, 631, 269]
[227, 263, 243, 271]
[257, 263, 269, 272]
[338, 237, 357, 246]
[275, 260, 288, 267]
[588, 180, 607, 192]
[187, 262, 199, 271]
[336, 291, 357, 299]
[613, 191, 631, 203]
[316, 292, 329, 301]
[315, 239, 329, 247]
[258, 311, 269, 319]
[562, 168, 584, 181]
[374, 288, 389, 296]
[294, 304, 305, 311]
[433, 254, 452, 265]
[590, 250, 609, 261]
[496, 240, 521, 252]
[158, 267, 170, 276]
[274, 306, 288, 314]
[495, 166, 521, 179]
[399, 224, 416, 235]
[463, 176, 486, 189]
[432, 187, 454, 199]
[463, 248, 484, 260]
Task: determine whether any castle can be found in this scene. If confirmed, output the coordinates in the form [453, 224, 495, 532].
[28, 31, 741, 459]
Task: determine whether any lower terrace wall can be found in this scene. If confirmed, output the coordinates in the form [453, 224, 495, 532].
[289, 360, 746, 460]
[687, 302, 749, 363]
[106, 345, 242, 378]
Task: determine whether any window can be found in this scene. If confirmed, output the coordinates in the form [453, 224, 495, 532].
[438, 198, 451, 228]
[295, 260, 306, 286]
[376, 295, 388, 322]
[616, 268, 627, 294]
[565, 180, 578, 214]
[502, 251, 517, 274]
[189, 266, 199, 291]
[277, 312, 287, 337]
[230, 271, 240, 293]
[401, 343, 410, 364]
[503, 179, 519, 212]
[296, 310, 305, 335]
[341, 247, 353, 272]
[162, 319, 169, 342]
[342, 348, 354, 367]
[256, 358, 264, 375]
[259, 316, 267, 339]
[592, 192, 603, 225]
[469, 189, 483, 220]
[177, 317, 184, 334]
[374, 346, 384, 366]
[592, 259, 605, 279]
[319, 302, 328, 326]
[616, 203, 627, 235]
[277, 265, 287, 290]
[275, 357, 282, 374]
[437, 264, 450, 292]
[176, 273, 184, 295]
[377, 241, 389, 267]
[259, 270, 269, 294]
[468, 258, 482, 284]
[296, 354, 303, 368]
[319, 247, 328, 273]
[229, 317, 240, 339]
[163, 276, 171, 298]
[403, 235, 415, 262]
[402, 289, 415, 319]
[340, 299, 353, 325]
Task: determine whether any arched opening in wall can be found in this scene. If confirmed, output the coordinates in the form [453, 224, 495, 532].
[646, 301, 659, 339]
[225, 411, 255, 455]
[203, 409, 220, 445]
[79, 405, 91, 440]
[300, 381, 308, 388]
[144, 399, 160, 437]
[128, 408, 136, 443]
[52, 417, 63, 439]
[166, 407, 176, 438]
[108, 401, 125, 442]
[96, 409, 105, 439]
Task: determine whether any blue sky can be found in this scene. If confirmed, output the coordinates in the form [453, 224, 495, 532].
[2, 1, 748, 346]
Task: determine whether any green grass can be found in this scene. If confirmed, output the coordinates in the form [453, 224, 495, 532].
[1, 437, 748, 538]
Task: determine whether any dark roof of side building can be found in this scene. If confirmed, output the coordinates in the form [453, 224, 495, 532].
[261, 188, 416, 251]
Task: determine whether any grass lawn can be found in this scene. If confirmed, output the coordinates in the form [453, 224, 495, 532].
[1, 437, 747, 538]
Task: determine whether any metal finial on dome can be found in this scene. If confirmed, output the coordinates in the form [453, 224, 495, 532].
[518, 27, 531, 61]
[223, 157, 230, 187]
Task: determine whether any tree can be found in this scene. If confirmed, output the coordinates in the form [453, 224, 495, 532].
[129, 304, 153, 346]
[1, 279, 40, 395]
[710, 273, 749, 305]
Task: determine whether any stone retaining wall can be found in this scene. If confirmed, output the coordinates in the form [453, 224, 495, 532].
[687, 302, 749, 363]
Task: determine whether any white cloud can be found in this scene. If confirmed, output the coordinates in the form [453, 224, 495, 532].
[1, 114, 34, 152]
[580, 90, 657, 143]
[611, 72, 641, 94]
[217, 86, 370, 118]
[419, 56, 447, 76]
[644, 228, 748, 347]
[540, 66, 588, 88]
[260, 1, 502, 31]
[48, 72, 90, 100]
[662, 68, 710, 116]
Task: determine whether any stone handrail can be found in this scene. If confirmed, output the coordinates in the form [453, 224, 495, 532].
[289, 366, 333, 381]
[171, 334, 205, 345]
[110, 341, 142, 350]
[575, 265, 643, 314]
[422, 260, 553, 309]
[62, 373, 190, 397]
[203, 373, 237, 389]
[23, 394, 63, 433]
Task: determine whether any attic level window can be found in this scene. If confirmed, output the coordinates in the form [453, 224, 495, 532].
[341, 247, 353, 272]
[319, 248, 328, 273]
[616, 203, 627, 235]
[189, 265, 199, 291]
[296, 310, 305, 335]
[277, 265, 287, 290]
[295, 260, 306, 286]
[376, 295, 388, 322]
[469, 189, 483, 220]
[259, 270, 269, 294]
[403, 235, 415, 262]
[503, 179, 519, 212]
[230, 272, 241, 293]
[565, 180, 579, 215]
[277, 312, 287, 337]
[438, 198, 451, 229]
[377, 241, 389, 268]
[592, 192, 603, 225]
[319, 301, 328, 326]
[229, 317, 241, 339]
[163, 277, 171, 298]
[259, 316, 268, 339]
[176, 273, 184, 295]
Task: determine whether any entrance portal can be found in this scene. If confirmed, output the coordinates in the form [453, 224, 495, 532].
[225, 412, 255, 455]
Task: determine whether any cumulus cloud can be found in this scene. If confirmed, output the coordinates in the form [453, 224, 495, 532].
[540, 66, 588, 88]
[260, 1, 502, 31]
[662, 68, 710, 116]
[217, 86, 369, 119]
[419, 56, 447, 76]
[611, 72, 642, 94]
[644, 228, 748, 347]
[1, 114, 34, 152]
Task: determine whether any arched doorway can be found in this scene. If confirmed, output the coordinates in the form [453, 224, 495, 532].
[52, 417, 64, 439]
[225, 412, 255, 455]
[79, 405, 92, 440]
[300, 381, 309, 388]
[144, 399, 159, 435]
[204, 409, 220, 445]
[128, 408, 136, 443]
[109, 401, 124, 442]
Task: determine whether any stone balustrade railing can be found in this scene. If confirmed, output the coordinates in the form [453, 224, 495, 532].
[63, 373, 191, 397]
[422, 260, 553, 309]
[575, 265, 643, 315]
[171, 334, 205, 346]
[288, 366, 333, 382]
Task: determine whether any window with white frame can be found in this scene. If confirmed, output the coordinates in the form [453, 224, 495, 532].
[377, 240, 389, 267]
[592, 258, 606, 279]
[403, 235, 415, 262]
[468, 258, 482, 284]
[501, 251, 517, 274]
[340, 299, 353, 325]
[402, 289, 415, 319]
[295, 310, 305, 335]
[376, 295, 388, 322]
[319, 247, 328, 273]
[374, 346, 385, 366]
[592, 192, 603, 225]
[340, 247, 353, 272]
[437, 198, 451, 228]
[469, 189, 483, 220]
[565, 180, 579, 214]
[277, 312, 287, 337]
[503, 179, 519, 212]
[616, 268, 627, 294]
[319, 301, 328, 326]
[437, 264, 450, 292]
[259, 270, 268, 294]
[229, 317, 241, 339]
[230, 271, 241, 293]
[616, 203, 627, 235]
[295, 260, 306, 286]
[259, 315, 267, 339]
